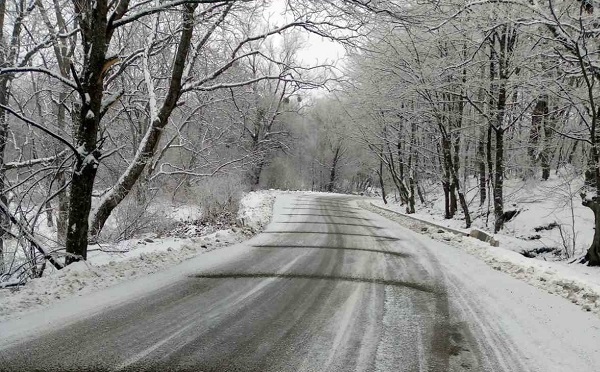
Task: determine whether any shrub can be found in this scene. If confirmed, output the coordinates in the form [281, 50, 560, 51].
[191, 174, 248, 225]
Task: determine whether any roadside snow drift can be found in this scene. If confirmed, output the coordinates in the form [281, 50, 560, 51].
[0, 191, 276, 322]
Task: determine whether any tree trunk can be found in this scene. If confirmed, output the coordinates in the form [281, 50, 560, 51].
[417, 183, 425, 204]
[441, 137, 455, 218]
[584, 199, 600, 265]
[65, 162, 98, 263]
[378, 156, 387, 204]
[493, 128, 505, 233]
[449, 182, 458, 216]
[407, 173, 415, 214]
[456, 184, 472, 228]
[478, 131, 487, 206]
[0, 99, 7, 274]
[56, 170, 69, 245]
[327, 145, 341, 192]
[443, 182, 451, 219]
[250, 156, 265, 191]
[406, 150, 415, 214]
[583, 144, 600, 266]
[583, 106, 600, 266]
[0, 0, 12, 273]
[385, 143, 408, 205]
[55, 90, 70, 245]
[529, 97, 546, 176]
[0, 78, 8, 273]
[65, 1, 112, 264]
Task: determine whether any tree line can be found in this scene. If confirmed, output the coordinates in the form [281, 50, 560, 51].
[2, 0, 600, 286]
[342, 0, 600, 265]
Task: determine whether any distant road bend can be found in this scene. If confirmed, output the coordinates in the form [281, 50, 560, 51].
[1, 194, 600, 371]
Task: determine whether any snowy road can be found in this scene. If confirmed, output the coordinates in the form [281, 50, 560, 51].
[1, 194, 600, 371]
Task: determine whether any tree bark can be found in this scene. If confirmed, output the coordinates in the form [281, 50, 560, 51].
[478, 128, 487, 206]
[584, 107, 600, 266]
[441, 137, 455, 218]
[583, 197, 600, 265]
[493, 128, 505, 233]
[443, 181, 451, 219]
[55, 90, 70, 245]
[378, 156, 387, 204]
[529, 97, 546, 177]
[65, 0, 113, 264]
[0, 0, 17, 272]
[327, 145, 341, 192]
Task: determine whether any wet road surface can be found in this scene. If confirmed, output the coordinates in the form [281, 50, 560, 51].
[1, 194, 600, 371]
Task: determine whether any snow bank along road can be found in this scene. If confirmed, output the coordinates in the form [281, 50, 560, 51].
[1, 194, 600, 372]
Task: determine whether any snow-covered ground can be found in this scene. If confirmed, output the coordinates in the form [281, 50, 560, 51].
[386, 170, 593, 260]
[0, 191, 276, 322]
[362, 201, 600, 317]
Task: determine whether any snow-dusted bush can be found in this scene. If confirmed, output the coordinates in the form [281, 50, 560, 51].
[192, 174, 248, 224]
[96, 192, 178, 243]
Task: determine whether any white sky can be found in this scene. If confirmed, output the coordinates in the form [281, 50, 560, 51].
[265, 2, 347, 66]
[298, 34, 346, 66]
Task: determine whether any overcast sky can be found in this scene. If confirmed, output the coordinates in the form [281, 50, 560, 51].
[266, 2, 347, 66]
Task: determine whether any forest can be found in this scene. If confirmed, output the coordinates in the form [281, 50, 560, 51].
[1, 0, 600, 288]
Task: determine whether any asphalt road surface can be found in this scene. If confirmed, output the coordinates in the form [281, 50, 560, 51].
[1, 194, 600, 372]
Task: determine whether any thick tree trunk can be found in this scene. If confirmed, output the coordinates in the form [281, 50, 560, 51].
[478, 134, 487, 206]
[493, 128, 505, 233]
[397, 140, 404, 182]
[488, 24, 514, 233]
[327, 146, 341, 192]
[378, 157, 387, 204]
[449, 182, 458, 216]
[56, 170, 69, 244]
[456, 186, 472, 228]
[65, 163, 98, 263]
[441, 135, 472, 227]
[583, 104, 600, 265]
[0, 0, 11, 273]
[0, 89, 8, 273]
[65, 0, 112, 264]
[407, 174, 415, 214]
[443, 182, 451, 219]
[0, 103, 7, 274]
[528, 97, 546, 176]
[405, 121, 417, 214]
[55, 90, 69, 245]
[584, 199, 600, 265]
[441, 137, 456, 218]
[249, 156, 265, 191]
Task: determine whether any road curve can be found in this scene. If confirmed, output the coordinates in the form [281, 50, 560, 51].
[1, 194, 600, 371]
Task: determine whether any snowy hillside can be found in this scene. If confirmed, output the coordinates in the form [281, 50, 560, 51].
[378, 169, 593, 261]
